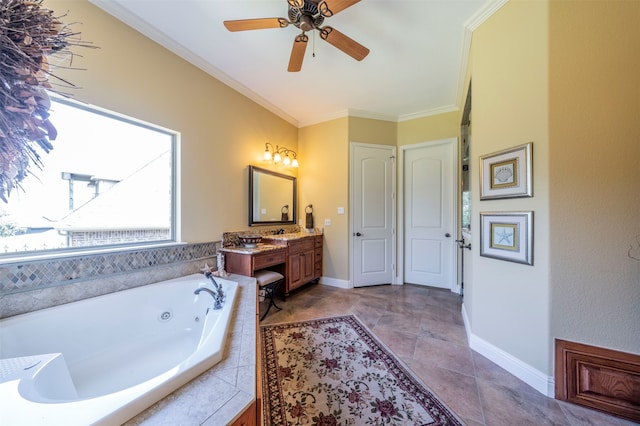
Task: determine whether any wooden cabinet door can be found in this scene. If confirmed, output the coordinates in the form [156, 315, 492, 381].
[224, 251, 253, 276]
[301, 250, 315, 283]
[288, 252, 302, 291]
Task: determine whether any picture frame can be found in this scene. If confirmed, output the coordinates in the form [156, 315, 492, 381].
[480, 142, 533, 200]
[480, 211, 534, 265]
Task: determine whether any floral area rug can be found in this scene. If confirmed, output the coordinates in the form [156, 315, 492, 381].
[260, 315, 464, 425]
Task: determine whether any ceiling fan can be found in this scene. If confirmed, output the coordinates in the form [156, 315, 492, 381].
[224, 0, 369, 72]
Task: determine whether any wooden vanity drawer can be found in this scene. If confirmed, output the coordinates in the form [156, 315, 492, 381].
[314, 236, 323, 248]
[288, 238, 314, 255]
[253, 250, 286, 270]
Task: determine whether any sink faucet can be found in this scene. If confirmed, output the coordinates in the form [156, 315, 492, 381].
[195, 271, 225, 310]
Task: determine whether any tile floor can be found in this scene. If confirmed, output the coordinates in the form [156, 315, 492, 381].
[260, 282, 638, 426]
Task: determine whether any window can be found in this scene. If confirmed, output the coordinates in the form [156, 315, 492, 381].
[0, 96, 177, 258]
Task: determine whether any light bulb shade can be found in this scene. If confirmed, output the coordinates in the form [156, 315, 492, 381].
[292, 158, 299, 167]
[283, 154, 291, 165]
[273, 152, 282, 163]
[263, 150, 272, 161]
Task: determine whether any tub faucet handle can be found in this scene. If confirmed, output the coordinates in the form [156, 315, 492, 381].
[194, 286, 225, 310]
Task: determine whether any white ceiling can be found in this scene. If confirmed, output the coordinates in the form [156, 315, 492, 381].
[90, 0, 503, 127]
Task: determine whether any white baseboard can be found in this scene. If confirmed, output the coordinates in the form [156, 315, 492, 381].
[461, 303, 555, 397]
[318, 276, 351, 289]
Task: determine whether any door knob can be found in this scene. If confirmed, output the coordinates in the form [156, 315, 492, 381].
[354, 232, 362, 236]
[445, 233, 451, 238]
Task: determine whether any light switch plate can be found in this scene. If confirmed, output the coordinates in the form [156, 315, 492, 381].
[324, 218, 331, 226]
[337, 207, 344, 215]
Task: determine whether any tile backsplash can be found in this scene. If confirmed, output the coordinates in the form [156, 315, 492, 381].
[0, 242, 218, 318]
[222, 225, 300, 247]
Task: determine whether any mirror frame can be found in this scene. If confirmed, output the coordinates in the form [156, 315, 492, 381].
[248, 165, 297, 226]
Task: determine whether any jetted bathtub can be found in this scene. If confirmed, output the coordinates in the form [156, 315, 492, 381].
[0, 273, 238, 425]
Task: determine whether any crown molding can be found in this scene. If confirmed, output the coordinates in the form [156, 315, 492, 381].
[90, 0, 509, 130]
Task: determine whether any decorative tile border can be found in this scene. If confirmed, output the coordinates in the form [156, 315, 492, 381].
[0, 242, 216, 294]
[0, 242, 219, 318]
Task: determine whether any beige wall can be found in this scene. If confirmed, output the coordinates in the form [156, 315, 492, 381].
[548, 1, 640, 354]
[467, 0, 640, 379]
[298, 118, 349, 280]
[469, 0, 552, 374]
[47, 0, 298, 243]
[398, 111, 460, 146]
[349, 117, 397, 145]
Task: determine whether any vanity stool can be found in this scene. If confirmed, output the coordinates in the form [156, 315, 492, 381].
[254, 269, 284, 321]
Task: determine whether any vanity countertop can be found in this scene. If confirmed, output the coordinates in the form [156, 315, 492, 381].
[221, 232, 322, 253]
[262, 231, 322, 241]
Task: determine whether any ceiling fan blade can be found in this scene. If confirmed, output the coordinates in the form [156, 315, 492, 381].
[288, 33, 309, 72]
[287, 0, 305, 7]
[318, 0, 360, 17]
[223, 18, 289, 32]
[319, 26, 369, 61]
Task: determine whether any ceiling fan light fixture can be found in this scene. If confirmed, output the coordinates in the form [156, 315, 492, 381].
[299, 14, 314, 32]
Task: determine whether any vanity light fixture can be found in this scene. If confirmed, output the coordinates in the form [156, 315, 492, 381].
[263, 142, 299, 167]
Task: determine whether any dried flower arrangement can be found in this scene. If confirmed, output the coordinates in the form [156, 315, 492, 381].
[0, 0, 93, 202]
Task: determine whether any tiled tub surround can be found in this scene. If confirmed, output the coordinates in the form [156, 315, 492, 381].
[0, 243, 258, 424]
[1, 274, 248, 425]
[1, 273, 257, 425]
[123, 273, 257, 425]
[0, 242, 218, 318]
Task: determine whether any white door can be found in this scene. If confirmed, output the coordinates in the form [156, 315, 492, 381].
[351, 143, 395, 287]
[402, 139, 456, 289]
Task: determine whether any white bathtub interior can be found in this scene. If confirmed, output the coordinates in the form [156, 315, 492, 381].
[0, 273, 238, 425]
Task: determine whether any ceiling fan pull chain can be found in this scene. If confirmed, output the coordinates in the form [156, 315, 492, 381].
[313, 31, 316, 58]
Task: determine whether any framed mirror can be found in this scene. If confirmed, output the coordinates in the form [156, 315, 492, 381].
[249, 165, 297, 226]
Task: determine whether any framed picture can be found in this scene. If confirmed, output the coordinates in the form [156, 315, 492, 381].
[480, 211, 534, 265]
[480, 142, 532, 200]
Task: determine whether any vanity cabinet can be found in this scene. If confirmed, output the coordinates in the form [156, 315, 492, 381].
[223, 247, 286, 277]
[222, 234, 322, 297]
[263, 234, 323, 295]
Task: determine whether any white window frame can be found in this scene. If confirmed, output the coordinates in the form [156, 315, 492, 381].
[0, 96, 179, 262]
